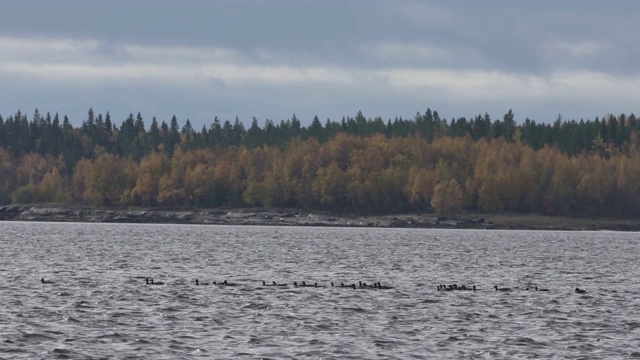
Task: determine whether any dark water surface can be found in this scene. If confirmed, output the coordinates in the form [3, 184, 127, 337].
[1, 222, 639, 359]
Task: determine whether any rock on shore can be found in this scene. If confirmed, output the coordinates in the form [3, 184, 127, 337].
[2, 205, 639, 231]
[0, 205, 492, 229]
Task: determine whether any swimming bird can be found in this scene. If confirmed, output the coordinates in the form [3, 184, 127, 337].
[358, 281, 376, 289]
[41, 277, 53, 284]
[339, 283, 357, 289]
[494, 285, 511, 291]
[195, 279, 209, 286]
[376, 282, 393, 290]
[575, 287, 586, 294]
[213, 280, 236, 286]
[146, 278, 164, 285]
[262, 281, 286, 287]
[535, 286, 549, 291]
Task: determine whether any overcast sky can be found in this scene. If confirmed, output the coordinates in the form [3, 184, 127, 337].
[0, 0, 638, 128]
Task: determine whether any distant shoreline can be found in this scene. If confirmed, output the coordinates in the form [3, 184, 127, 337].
[1, 205, 639, 231]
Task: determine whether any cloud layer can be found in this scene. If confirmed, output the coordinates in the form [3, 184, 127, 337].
[0, 1, 638, 127]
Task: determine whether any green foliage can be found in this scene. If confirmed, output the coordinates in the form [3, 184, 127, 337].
[2, 107, 640, 216]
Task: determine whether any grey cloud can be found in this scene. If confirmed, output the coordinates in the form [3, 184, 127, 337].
[0, 0, 638, 129]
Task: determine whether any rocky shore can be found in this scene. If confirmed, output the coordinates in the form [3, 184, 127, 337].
[1, 205, 639, 231]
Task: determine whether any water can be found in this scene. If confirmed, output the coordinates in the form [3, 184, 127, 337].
[0, 222, 639, 359]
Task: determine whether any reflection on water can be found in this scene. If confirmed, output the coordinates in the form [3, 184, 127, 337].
[1, 222, 639, 359]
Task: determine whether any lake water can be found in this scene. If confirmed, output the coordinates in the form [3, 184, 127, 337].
[0, 222, 639, 359]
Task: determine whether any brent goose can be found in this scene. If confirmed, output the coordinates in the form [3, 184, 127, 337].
[146, 278, 164, 285]
[213, 280, 236, 286]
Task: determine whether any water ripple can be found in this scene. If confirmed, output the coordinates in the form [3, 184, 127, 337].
[1, 223, 639, 358]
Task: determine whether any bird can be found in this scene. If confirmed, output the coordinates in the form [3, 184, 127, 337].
[339, 283, 356, 289]
[195, 279, 209, 286]
[494, 285, 511, 291]
[376, 282, 393, 289]
[575, 287, 586, 294]
[358, 281, 374, 289]
[214, 280, 236, 286]
[535, 286, 549, 291]
[41, 277, 53, 284]
[146, 278, 164, 285]
[262, 281, 286, 287]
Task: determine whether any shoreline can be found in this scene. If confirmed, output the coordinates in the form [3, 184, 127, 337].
[1, 205, 639, 231]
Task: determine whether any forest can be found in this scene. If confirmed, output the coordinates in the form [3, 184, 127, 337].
[0, 107, 638, 217]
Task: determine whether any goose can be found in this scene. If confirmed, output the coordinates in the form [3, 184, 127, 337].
[146, 278, 164, 285]
[376, 282, 393, 290]
[213, 280, 236, 286]
[494, 285, 511, 291]
[575, 288, 586, 294]
[535, 286, 549, 291]
[338, 282, 357, 289]
[41, 277, 53, 284]
[195, 279, 209, 286]
[358, 281, 375, 289]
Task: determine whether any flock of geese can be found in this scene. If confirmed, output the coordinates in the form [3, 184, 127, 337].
[438, 283, 587, 294]
[191, 279, 393, 289]
[40, 277, 588, 293]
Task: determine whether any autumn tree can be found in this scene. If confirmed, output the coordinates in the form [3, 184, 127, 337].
[431, 179, 464, 215]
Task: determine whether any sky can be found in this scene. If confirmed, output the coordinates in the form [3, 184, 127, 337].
[0, 0, 638, 129]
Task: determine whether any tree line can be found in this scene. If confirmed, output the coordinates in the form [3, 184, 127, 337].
[0, 108, 638, 217]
